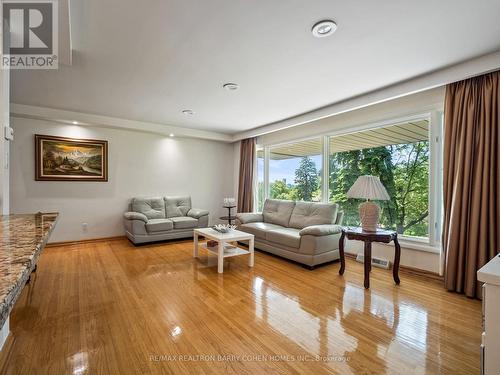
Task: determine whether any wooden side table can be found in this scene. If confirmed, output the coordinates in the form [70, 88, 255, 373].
[219, 205, 237, 225]
[338, 227, 401, 289]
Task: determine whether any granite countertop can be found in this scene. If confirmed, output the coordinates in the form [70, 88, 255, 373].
[0, 213, 58, 329]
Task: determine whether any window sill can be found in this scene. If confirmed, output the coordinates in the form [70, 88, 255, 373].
[378, 238, 441, 254]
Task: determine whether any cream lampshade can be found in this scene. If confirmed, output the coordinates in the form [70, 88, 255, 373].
[346, 175, 390, 232]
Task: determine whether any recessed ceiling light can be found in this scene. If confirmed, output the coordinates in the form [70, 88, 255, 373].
[182, 109, 194, 115]
[223, 83, 239, 91]
[169, 133, 174, 137]
[311, 20, 337, 38]
[72, 121, 79, 125]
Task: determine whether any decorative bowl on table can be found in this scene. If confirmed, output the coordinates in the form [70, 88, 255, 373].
[212, 224, 236, 233]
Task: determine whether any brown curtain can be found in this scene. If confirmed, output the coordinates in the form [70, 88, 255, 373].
[443, 71, 500, 298]
[237, 138, 256, 213]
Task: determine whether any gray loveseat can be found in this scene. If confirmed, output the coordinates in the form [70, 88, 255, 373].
[124, 196, 209, 244]
[236, 199, 343, 267]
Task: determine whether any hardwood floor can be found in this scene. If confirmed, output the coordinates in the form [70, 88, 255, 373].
[0, 238, 481, 374]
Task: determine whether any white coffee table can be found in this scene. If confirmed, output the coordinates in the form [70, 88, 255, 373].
[193, 228, 255, 273]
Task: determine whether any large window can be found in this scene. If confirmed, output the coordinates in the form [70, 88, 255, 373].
[268, 138, 322, 202]
[329, 120, 430, 238]
[256, 113, 442, 247]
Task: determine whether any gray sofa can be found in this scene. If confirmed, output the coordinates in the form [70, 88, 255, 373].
[236, 199, 343, 267]
[124, 196, 209, 244]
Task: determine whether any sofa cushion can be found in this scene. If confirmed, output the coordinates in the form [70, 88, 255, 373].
[146, 218, 173, 232]
[239, 222, 285, 240]
[288, 202, 338, 229]
[131, 197, 166, 219]
[170, 216, 198, 229]
[187, 208, 209, 219]
[266, 228, 301, 248]
[262, 199, 295, 227]
[236, 212, 263, 224]
[165, 196, 192, 218]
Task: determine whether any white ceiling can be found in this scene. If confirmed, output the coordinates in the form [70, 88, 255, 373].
[10, 0, 500, 135]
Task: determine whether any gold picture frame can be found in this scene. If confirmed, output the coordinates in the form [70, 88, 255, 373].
[35, 134, 108, 181]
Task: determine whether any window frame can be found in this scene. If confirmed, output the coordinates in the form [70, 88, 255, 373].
[256, 111, 443, 252]
[254, 146, 265, 212]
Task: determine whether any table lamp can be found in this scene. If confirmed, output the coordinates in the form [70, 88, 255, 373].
[346, 175, 390, 232]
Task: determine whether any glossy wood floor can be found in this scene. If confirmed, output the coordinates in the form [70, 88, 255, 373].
[0, 238, 481, 374]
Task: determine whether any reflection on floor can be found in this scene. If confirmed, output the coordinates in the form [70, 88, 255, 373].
[253, 276, 435, 374]
[0, 238, 481, 374]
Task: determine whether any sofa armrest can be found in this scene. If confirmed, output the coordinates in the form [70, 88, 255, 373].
[124, 211, 148, 223]
[299, 224, 343, 236]
[236, 212, 263, 224]
[188, 208, 209, 219]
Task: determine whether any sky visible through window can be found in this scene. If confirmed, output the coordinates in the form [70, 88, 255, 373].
[269, 155, 322, 184]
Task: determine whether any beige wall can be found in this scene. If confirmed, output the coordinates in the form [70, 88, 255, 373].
[10, 117, 235, 242]
[0, 89, 8, 215]
[344, 240, 440, 274]
[0, 30, 9, 214]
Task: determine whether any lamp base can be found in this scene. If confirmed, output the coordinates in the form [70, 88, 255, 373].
[359, 201, 380, 232]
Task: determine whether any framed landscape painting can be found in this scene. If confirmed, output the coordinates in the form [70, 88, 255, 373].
[35, 134, 108, 181]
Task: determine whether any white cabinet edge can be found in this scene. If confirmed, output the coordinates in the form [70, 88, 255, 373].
[478, 254, 500, 286]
